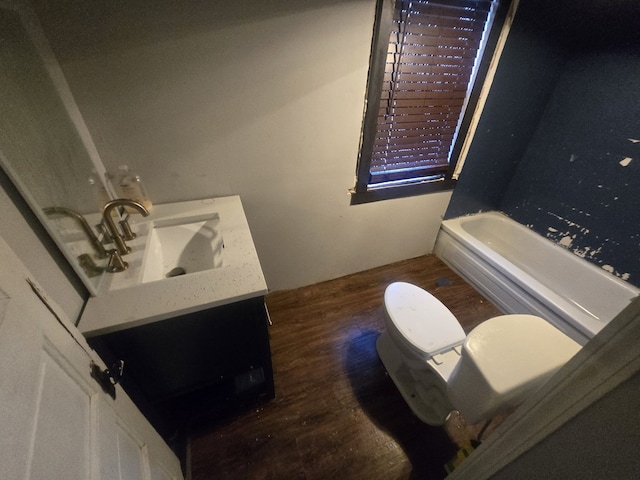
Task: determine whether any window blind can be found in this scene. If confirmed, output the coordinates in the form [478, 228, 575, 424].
[369, 0, 496, 186]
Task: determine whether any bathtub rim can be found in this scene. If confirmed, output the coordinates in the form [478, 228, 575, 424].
[443, 211, 636, 294]
[435, 211, 639, 344]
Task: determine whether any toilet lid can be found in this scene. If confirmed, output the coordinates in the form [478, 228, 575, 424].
[384, 282, 466, 356]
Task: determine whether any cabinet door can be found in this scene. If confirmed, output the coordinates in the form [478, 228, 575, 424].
[0, 236, 183, 480]
[97, 298, 274, 402]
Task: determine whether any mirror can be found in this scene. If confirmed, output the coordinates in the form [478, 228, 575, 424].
[0, 3, 113, 295]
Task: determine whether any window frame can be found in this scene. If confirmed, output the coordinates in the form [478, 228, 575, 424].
[351, 0, 511, 205]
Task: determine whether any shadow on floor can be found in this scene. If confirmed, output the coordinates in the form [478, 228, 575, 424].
[345, 328, 457, 480]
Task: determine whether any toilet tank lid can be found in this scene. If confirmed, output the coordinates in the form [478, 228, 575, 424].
[463, 315, 582, 394]
[384, 282, 466, 355]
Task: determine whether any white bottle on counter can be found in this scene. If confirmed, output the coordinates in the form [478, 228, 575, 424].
[114, 164, 153, 213]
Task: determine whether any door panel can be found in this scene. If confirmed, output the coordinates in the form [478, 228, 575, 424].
[116, 423, 146, 480]
[0, 236, 183, 480]
[29, 347, 91, 480]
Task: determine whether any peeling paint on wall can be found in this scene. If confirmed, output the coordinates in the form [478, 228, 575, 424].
[573, 245, 602, 260]
[601, 265, 631, 281]
[501, 94, 640, 287]
[540, 205, 635, 280]
[544, 212, 605, 259]
[546, 212, 591, 235]
[452, 20, 640, 288]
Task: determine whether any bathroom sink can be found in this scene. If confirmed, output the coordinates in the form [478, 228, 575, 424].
[141, 213, 224, 283]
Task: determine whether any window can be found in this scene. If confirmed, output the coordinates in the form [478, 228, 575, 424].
[352, 0, 509, 204]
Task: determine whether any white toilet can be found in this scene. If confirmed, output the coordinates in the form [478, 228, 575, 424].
[377, 282, 581, 426]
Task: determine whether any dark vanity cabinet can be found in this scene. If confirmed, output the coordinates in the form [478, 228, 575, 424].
[88, 297, 274, 437]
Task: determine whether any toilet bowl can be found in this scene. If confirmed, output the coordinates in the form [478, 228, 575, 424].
[377, 282, 581, 425]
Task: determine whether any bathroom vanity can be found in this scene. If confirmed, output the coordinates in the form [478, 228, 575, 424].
[0, 7, 270, 448]
[78, 196, 273, 437]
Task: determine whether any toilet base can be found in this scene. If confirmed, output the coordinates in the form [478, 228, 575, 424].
[376, 331, 453, 426]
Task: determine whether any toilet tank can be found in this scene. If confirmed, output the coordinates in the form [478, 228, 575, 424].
[446, 314, 581, 424]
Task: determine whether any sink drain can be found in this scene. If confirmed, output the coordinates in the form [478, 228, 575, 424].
[166, 267, 186, 278]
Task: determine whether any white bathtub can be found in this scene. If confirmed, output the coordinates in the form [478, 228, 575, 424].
[434, 211, 639, 345]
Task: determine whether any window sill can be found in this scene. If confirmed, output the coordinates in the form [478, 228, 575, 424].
[349, 178, 457, 205]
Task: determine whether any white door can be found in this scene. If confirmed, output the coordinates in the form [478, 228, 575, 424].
[0, 236, 184, 480]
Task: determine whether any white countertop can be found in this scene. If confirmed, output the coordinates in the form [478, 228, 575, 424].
[78, 196, 267, 337]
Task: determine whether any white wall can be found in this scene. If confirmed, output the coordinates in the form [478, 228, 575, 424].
[33, 0, 452, 291]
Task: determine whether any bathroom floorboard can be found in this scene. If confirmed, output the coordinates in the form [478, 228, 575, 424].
[187, 254, 503, 480]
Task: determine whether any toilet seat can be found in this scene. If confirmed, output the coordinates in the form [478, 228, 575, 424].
[384, 282, 466, 358]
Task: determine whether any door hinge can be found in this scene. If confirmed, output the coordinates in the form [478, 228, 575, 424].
[90, 360, 124, 400]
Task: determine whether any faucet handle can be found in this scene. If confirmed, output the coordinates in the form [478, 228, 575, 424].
[106, 249, 128, 273]
[119, 214, 137, 240]
[96, 223, 114, 244]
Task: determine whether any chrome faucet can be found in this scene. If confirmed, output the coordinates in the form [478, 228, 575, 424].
[102, 199, 150, 272]
[43, 206, 108, 259]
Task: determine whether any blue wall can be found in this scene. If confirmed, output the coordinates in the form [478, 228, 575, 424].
[445, 0, 640, 287]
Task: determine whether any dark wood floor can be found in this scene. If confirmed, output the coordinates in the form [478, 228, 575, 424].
[187, 255, 502, 480]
